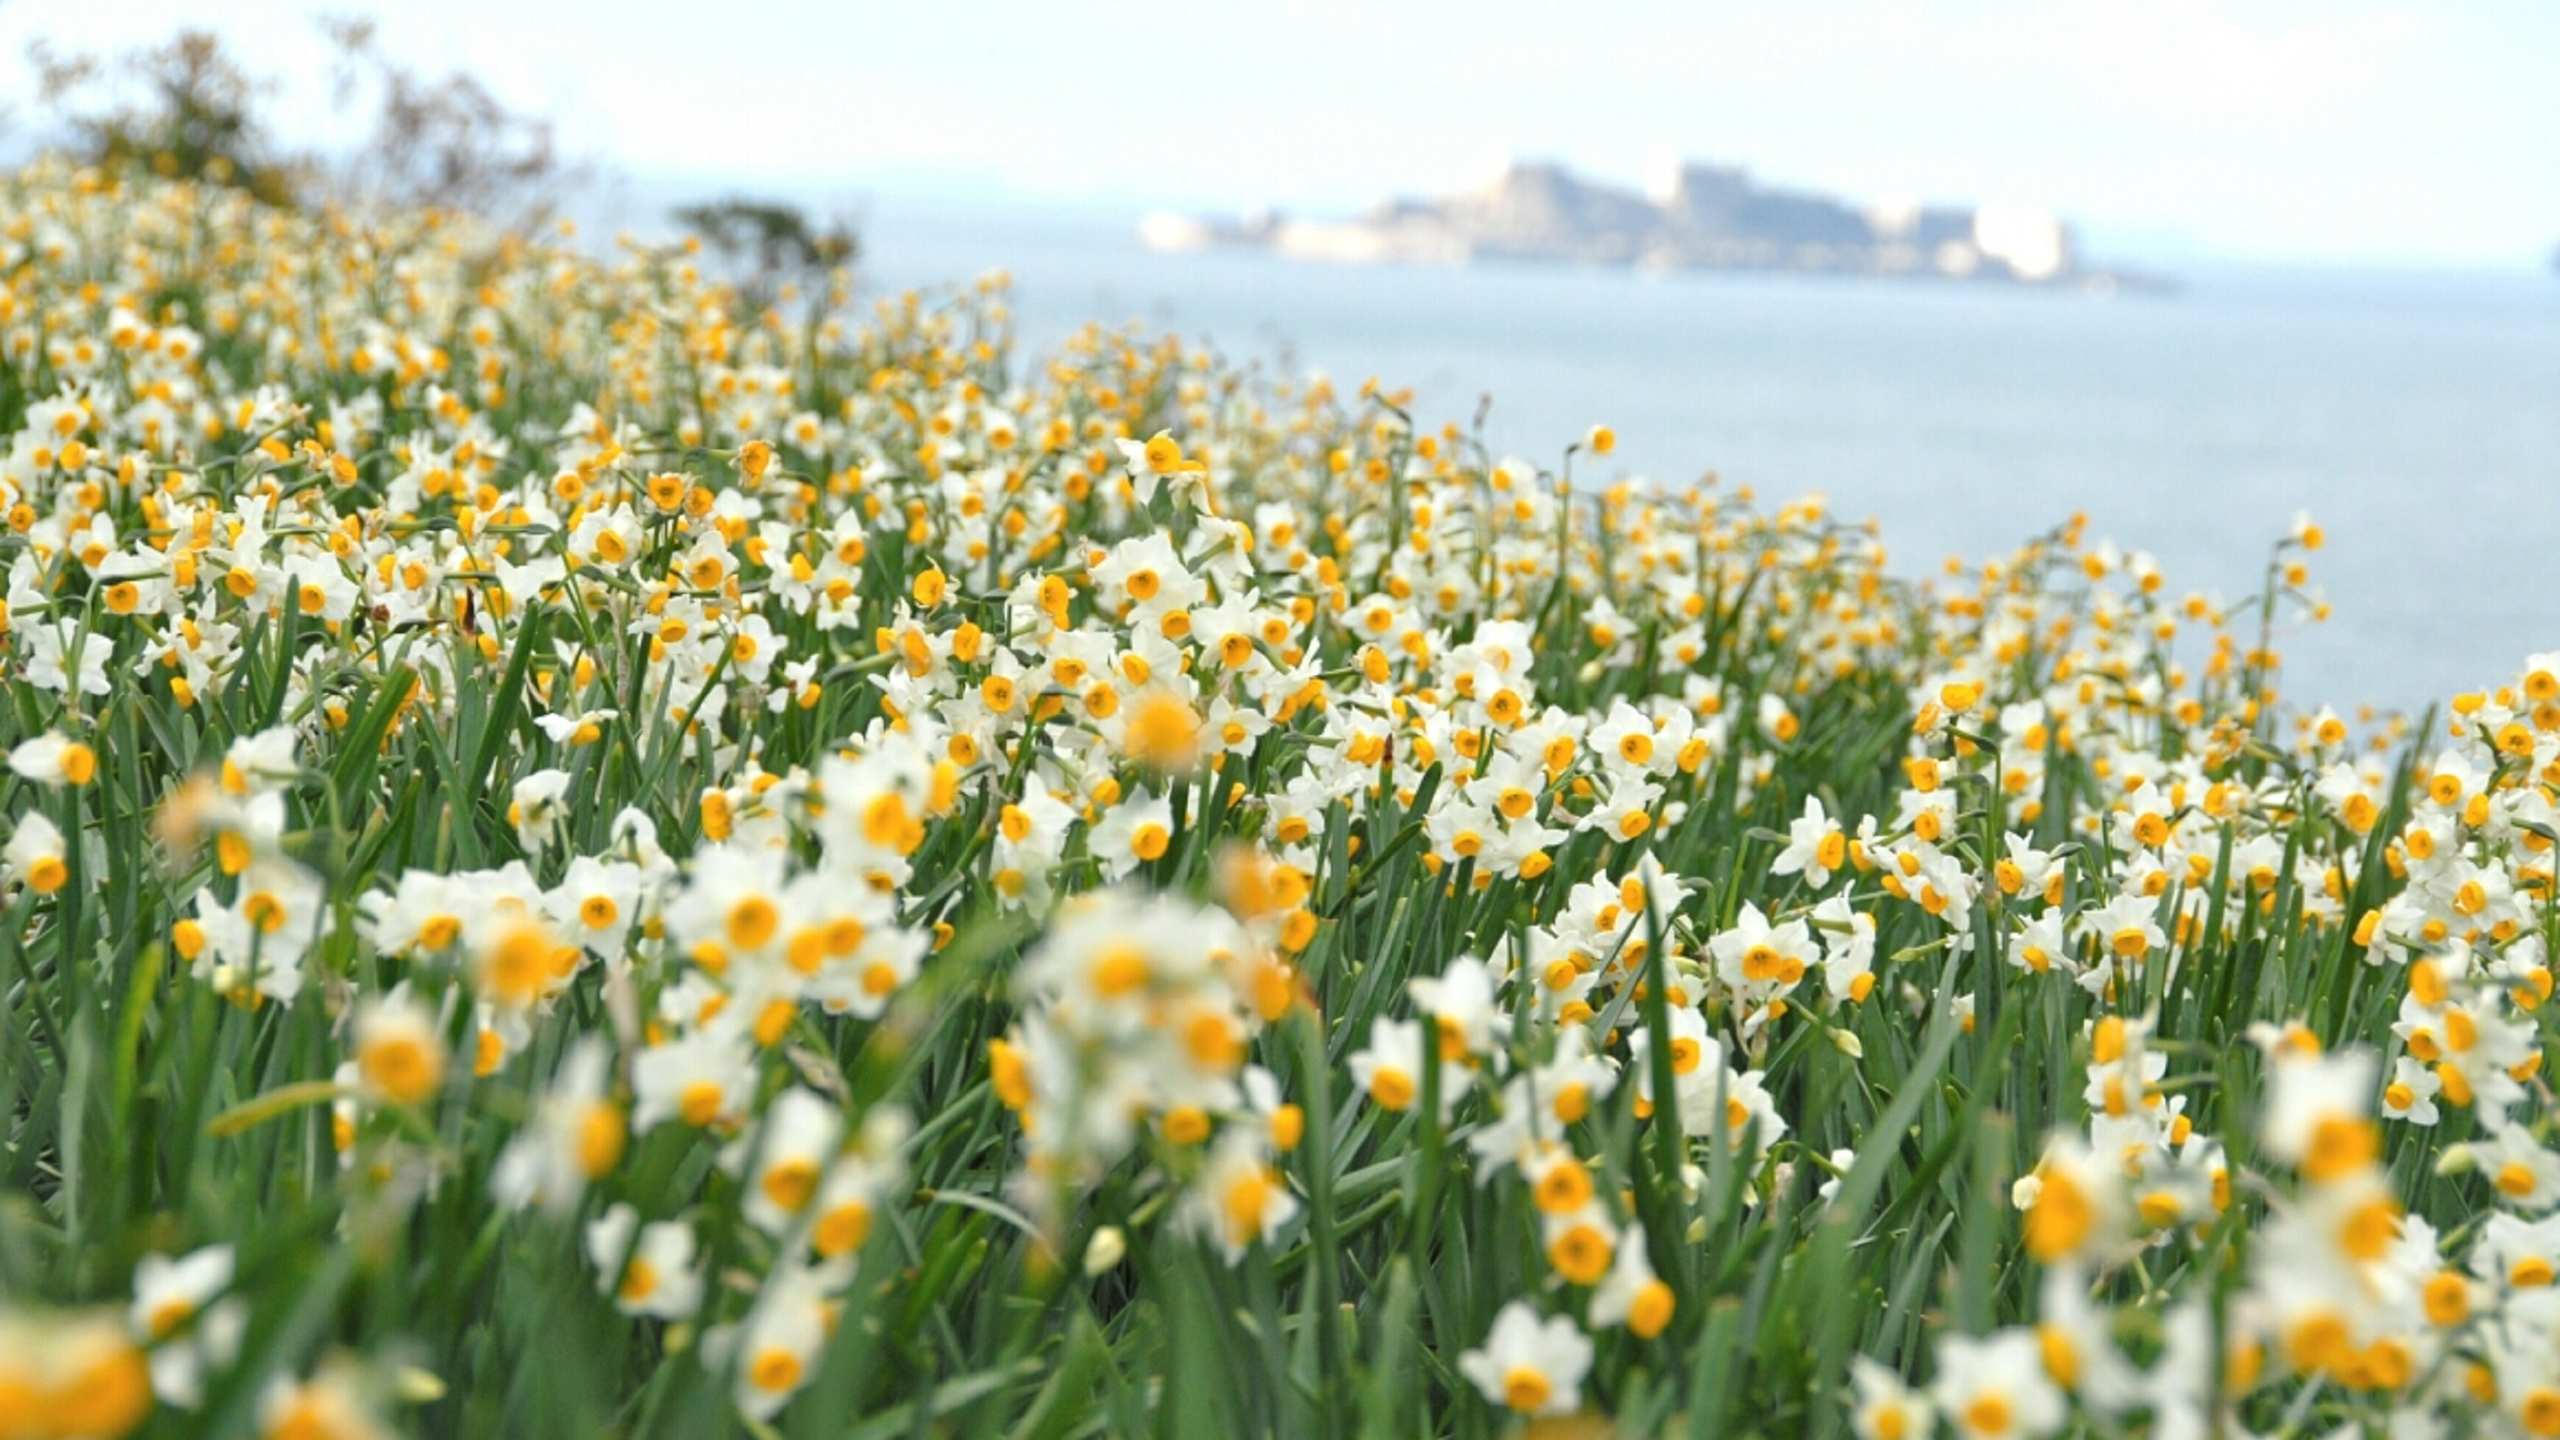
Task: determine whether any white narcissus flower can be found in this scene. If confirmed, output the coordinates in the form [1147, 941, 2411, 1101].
[1540, 1201, 1619, 1287]
[2380, 1056, 2442, 1127]
[257, 1366, 390, 1440]
[283, 552, 359, 623]
[1708, 900, 1818, 1002]
[215, 856, 329, 1002]
[586, 1203, 704, 1321]
[1087, 789, 1175, 881]
[1770, 793, 1844, 887]
[1588, 1222, 1676, 1338]
[1407, 954, 1501, 1059]
[1111, 429, 1208, 509]
[1815, 894, 1879, 1001]
[129, 1246, 244, 1407]
[5, 811, 69, 895]
[2259, 1048, 2378, 1178]
[2473, 1124, 2560, 1212]
[23, 619, 114, 697]
[720, 1269, 829, 1421]
[1758, 692, 1799, 744]
[551, 853, 644, 960]
[1182, 1131, 1298, 1263]
[2082, 893, 2169, 965]
[491, 1039, 625, 1214]
[1456, 1302, 1592, 1417]
[509, 767, 574, 850]
[2019, 1135, 2128, 1267]
[1348, 1017, 1466, 1121]
[494, 552, 565, 610]
[1929, 1330, 2066, 1440]
[1849, 1355, 1933, 1440]
[731, 1087, 844, 1235]
[353, 992, 448, 1107]
[1625, 1004, 1718, 1121]
[2033, 1264, 2143, 1414]
[2007, 909, 2069, 978]
[9, 731, 98, 787]
[662, 841, 796, 969]
[631, 1028, 753, 1133]
[535, 708, 617, 748]
[569, 504, 643, 569]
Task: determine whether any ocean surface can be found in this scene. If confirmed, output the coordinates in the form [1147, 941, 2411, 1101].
[850, 203, 2560, 715]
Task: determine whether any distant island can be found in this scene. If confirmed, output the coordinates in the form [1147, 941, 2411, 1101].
[1143, 159, 2168, 293]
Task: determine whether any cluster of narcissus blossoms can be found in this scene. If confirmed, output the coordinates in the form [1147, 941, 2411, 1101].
[2, 154, 2557, 1438]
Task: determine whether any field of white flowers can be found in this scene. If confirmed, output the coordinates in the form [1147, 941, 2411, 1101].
[3, 157, 2556, 1438]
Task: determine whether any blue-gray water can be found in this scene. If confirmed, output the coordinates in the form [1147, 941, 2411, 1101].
[850, 202, 2559, 714]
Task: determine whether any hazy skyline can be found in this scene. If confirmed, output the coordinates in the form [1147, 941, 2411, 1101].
[7, 0, 2555, 271]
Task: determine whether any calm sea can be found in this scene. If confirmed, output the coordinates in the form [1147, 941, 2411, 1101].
[852, 203, 2560, 714]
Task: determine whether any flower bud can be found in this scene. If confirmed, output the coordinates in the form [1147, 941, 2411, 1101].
[1083, 1225, 1127, 1276]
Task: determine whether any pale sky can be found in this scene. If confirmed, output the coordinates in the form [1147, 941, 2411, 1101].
[7, 0, 2556, 269]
